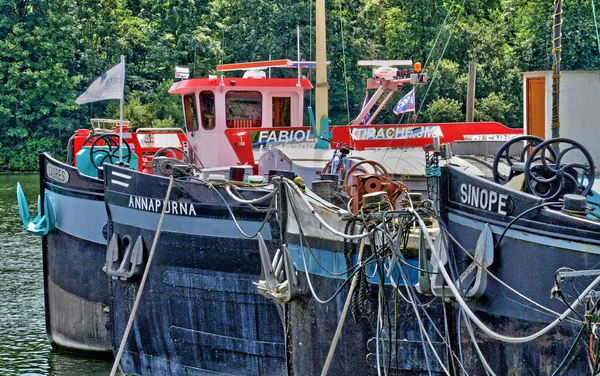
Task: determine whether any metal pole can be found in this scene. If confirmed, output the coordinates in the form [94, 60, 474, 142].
[314, 0, 329, 148]
[297, 25, 301, 86]
[119, 55, 125, 163]
[466, 62, 476, 122]
[551, 0, 562, 139]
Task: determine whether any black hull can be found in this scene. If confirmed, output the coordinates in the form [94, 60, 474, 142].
[104, 165, 286, 375]
[285, 270, 449, 376]
[40, 153, 112, 354]
[283, 188, 449, 375]
[441, 165, 600, 374]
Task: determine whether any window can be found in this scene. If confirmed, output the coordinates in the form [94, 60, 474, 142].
[183, 94, 198, 131]
[200, 91, 215, 130]
[226, 91, 262, 128]
[272, 97, 291, 127]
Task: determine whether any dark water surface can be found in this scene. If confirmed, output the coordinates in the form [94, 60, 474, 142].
[0, 173, 113, 375]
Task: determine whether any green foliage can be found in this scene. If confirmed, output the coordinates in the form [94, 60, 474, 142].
[2, 0, 600, 170]
[422, 98, 464, 123]
[475, 93, 510, 123]
[1, 136, 64, 171]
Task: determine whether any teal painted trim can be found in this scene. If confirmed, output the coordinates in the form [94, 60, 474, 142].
[314, 115, 331, 149]
[76, 146, 139, 178]
[308, 106, 316, 129]
[17, 182, 55, 236]
[287, 243, 418, 286]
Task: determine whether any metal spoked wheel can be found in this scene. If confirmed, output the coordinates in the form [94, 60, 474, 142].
[492, 135, 547, 184]
[90, 134, 132, 169]
[343, 160, 389, 196]
[524, 138, 595, 200]
[153, 147, 190, 163]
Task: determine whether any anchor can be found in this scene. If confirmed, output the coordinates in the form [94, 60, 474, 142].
[16, 182, 55, 236]
[417, 224, 494, 299]
[455, 223, 494, 299]
[415, 230, 432, 295]
[429, 233, 455, 298]
[104, 234, 145, 280]
[254, 234, 300, 303]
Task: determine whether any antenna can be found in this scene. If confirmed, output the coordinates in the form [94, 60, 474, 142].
[297, 25, 301, 86]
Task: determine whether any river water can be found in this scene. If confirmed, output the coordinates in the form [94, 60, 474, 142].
[0, 174, 113, 375]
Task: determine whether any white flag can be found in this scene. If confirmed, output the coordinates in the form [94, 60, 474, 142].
[76, 60, 125, 105]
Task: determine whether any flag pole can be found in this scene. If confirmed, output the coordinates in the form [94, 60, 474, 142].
[119, 55, 125, 164]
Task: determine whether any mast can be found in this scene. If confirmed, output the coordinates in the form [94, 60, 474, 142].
[314, 0, 330, 149]
[551, 0, 562, 139]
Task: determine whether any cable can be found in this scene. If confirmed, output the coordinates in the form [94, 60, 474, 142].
[224, 184, 277, 204]
[320, 239, 366, 376]
[110, 176, 174, 376]
[462, 308, 496, 376]
[385, 232, 468, 373]
[208, 180, 276, 239]
[284, 178, 373, 240]
[413, 0, 468, 122]
[412, 207, 600, 344]
[374, 214, 456, 374]
[550, 323, 587, 376]
[495, 201, 563, 249]
[287, 190, 368, 277]
[425, 207, 572, 321]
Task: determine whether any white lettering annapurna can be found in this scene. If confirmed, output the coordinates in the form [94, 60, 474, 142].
[128, 195, 197, 216]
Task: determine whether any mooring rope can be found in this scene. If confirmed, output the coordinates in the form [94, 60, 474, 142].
[110, 176, 175, 376]
[320, 238, 366, 376]
[413, 208, 600, 344]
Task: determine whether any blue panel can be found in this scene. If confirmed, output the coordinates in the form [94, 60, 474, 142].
[287, 243, 418, 286]
[76, 146, 138, 178]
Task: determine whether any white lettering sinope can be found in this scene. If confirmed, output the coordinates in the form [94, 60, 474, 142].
[128, 195, 197, 216]
[459, 183, 508, 215]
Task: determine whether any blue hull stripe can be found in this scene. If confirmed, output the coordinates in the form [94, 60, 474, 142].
[47, 190, 106, 244]
[108, 204, 272, 239]
[287, 243, 417, 285]
[448, 212, 600, 255]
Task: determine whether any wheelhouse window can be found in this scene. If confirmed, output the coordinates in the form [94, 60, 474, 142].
[272, 96, 291, 127]
[183, 93, 199, 132]
[226, 91, 262, 128]
[200, 91, 215, 130]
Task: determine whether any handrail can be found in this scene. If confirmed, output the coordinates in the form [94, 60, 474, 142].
[135, 127, 185, 133]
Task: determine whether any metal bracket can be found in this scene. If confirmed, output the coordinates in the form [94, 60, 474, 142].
[587, 290, 600, 300]
[429, 233, 454, 298]
[104, 234, 145, 280]
[415, 230, 433, 295]
[254, 234, 300, 303]
[558, 269, 600, 281]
